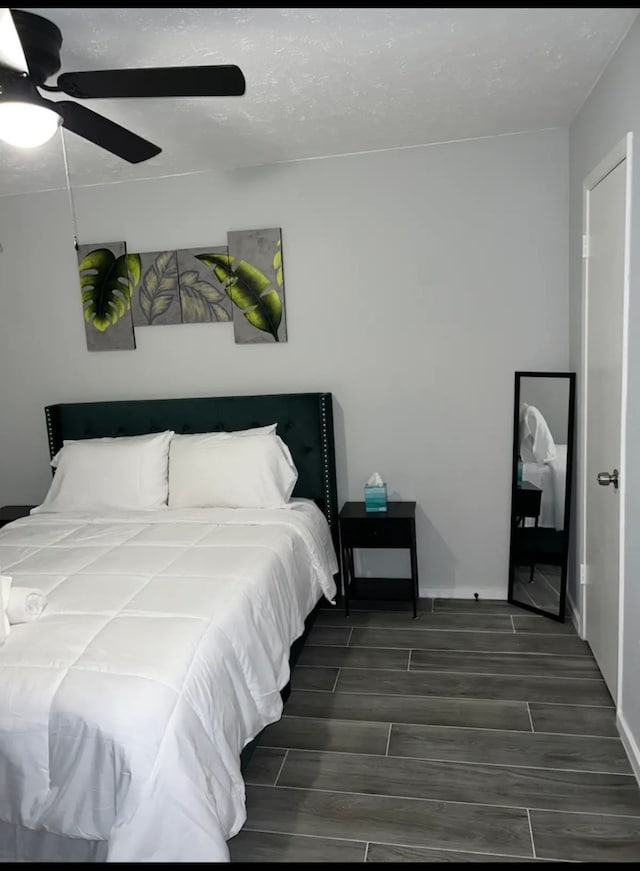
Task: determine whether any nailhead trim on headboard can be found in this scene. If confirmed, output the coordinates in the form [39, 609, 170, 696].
[45, 405, 55, 460]
[319, 394, 332, 527]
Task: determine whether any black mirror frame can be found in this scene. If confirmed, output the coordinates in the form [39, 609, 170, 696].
[507, 371, 576, 622]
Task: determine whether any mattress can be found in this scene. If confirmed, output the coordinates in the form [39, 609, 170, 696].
[0, 500, 337, 861]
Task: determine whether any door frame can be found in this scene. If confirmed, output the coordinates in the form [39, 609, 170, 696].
[579, 132, 632, 707]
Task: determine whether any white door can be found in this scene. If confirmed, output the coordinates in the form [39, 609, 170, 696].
[583, 147, 628, 702]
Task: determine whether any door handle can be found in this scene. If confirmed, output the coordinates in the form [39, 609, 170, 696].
[597, 469, 619, 489]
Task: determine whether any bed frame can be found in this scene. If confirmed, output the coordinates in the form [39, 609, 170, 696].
[1, 393, 339, 862]
[44, 390, 339, 775]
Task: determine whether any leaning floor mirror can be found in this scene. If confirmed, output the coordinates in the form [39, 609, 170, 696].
[508, 371, 576, 621]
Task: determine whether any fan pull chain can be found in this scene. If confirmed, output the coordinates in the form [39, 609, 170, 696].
[60, 127, 79, 251]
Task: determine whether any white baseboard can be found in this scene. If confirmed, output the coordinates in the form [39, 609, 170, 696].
[617, 709, 640, 785]
[421, 587, 583, 613]
[420, 586, 507, 601]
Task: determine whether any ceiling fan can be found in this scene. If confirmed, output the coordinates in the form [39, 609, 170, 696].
[0, 8, 246, 162]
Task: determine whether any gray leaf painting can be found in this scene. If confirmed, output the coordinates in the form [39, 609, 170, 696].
[177, 247, 232, 323]
[131, 250, 181, 327]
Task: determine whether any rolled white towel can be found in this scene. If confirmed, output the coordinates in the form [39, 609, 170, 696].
[7, 585, 47, 624]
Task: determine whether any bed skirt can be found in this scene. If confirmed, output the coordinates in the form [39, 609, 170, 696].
[240, 601, 319, 771]
[0, 819, 106, 862]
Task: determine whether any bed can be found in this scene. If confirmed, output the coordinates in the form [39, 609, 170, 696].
[0, 391, 339, 862]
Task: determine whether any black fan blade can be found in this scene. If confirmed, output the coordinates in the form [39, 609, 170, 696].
[54, 100, 161, 163]
[57, 65, 246, 99]
[0, 8, 27, 73]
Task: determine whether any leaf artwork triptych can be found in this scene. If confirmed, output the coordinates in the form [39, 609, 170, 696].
[77, 228, 287, 351]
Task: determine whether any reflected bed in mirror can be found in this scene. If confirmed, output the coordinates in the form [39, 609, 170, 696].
[508, 371, 576, 621]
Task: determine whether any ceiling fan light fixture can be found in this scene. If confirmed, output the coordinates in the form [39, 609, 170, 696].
[0, 100, 60, 147]
[0, 9, 245, 162]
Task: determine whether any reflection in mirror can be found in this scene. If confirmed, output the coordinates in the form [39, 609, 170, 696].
[508, 372, 576, 621]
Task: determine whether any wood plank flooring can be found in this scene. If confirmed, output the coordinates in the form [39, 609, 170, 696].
[229, 598, 640, 863]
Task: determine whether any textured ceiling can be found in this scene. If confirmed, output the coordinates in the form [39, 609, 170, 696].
[0, 7, 637, 196]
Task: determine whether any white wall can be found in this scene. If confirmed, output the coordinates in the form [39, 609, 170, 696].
[0, 126, 569, 599]
[570, 17, 640, 777]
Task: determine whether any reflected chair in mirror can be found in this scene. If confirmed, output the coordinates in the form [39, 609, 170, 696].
[508, 371, 576, 621]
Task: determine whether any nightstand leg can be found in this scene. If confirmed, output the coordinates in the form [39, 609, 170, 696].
[343, 545, 351, 617]
[529, 518, 539, 584]
[410, 542, 419, 618]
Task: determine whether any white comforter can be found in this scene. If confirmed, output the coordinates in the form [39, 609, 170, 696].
[0, 500, 337, 861]
[522, 444, 567, 530]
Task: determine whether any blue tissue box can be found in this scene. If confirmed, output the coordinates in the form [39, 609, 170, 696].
[364, 484, 388, 513]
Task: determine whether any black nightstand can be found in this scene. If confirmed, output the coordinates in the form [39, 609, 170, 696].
[0, 505, 35, 529]
[513, 483, 542, 584]
[514, 482, 542, 523]
[339, 501, 419, 617]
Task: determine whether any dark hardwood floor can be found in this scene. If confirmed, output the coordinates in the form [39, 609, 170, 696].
[229, 598, 640, 863]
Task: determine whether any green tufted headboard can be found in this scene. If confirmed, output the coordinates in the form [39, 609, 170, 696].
[44, 391, 339, 546]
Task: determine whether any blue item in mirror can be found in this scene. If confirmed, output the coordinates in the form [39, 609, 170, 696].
[517, 459, 523, 486]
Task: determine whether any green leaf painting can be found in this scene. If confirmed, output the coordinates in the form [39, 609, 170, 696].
[79, 248, 140, 332]
[196, 252, 281, 341]
[77, 241, 137, 351]
[197, 229, 287, 344]
[131, 250, 181, 327]
[75, 230, 286, 350]
[176, 247, 232, 323]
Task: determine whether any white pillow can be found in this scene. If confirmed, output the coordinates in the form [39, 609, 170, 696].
[50, 429, 194, 469]
[170, 423, 277, 445]
[168, 433, 298, 509]
[33, 430, 174, 513]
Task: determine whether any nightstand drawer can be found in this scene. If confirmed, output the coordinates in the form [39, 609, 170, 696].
[341, 518, 413, 548]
